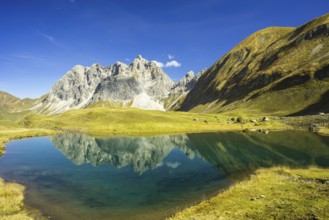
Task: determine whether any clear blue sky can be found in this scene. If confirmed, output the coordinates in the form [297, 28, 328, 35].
[0, 0, 328, 98]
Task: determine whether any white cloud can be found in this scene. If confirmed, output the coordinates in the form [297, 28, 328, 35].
[152, 60, 164, 68]
[168, 54, 174, 60]
[165, 60, 181, 68]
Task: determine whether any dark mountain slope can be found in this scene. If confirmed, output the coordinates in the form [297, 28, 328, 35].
[180, 13, 329, 116]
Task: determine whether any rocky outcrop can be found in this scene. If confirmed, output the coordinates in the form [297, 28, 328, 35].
[89, 56, 175, 111]
[41, 64, 113, 114]
[39, 55, 177, 114]
[91, 77, 142, 103]
[170, 69, 206, 94]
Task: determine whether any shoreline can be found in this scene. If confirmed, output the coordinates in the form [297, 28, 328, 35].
[168, 167, 329, 220]
[0, 113, 328, 220]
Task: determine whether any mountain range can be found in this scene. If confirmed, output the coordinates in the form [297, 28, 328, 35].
[1, 13, 328, 119]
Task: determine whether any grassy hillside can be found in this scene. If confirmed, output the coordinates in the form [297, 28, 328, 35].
[18, 107, 287, 136]
[0, 91, 42, 112]
[0, 91, 45, 122]
[0, 91, 21, 111]
[180, 13, 329, 116]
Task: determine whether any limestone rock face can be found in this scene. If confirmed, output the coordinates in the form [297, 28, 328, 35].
[89, 56, 175, 111]
[170, 69, 207, 94]
[126, 56, 175, 99]
[91, 77, 142, 103]
[42, 64, 113, 114]
[41, 55, 177, 114]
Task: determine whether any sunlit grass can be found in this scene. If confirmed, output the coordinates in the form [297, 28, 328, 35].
[0, 178, 40, 220]
[169, 167, 329, 220]
[19, 107, 289, 136]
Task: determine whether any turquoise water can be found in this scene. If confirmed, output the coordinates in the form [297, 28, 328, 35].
[0, 131, 328, 220]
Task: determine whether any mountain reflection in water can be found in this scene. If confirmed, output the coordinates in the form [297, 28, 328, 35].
[0, 131, 328, 220]
[51, 131, 329, 175]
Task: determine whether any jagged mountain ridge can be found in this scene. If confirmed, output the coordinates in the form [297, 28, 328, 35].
[180, 13, 329, 115]
[38, 55, 203, 114]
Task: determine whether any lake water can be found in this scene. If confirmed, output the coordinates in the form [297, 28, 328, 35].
[0, 131, 328, 220]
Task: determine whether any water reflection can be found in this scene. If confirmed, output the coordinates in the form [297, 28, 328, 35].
[0, 131, 328, 220]
[51, 134, 196, 174]
[51, 131, 329, 175]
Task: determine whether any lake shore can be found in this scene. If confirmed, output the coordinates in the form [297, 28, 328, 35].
[0, 128, 58, 156]
[168, 167, 329, 220]
[0, 178, 47, 220]
[0, 128, 58, 219]
[0, 110, 328, 219]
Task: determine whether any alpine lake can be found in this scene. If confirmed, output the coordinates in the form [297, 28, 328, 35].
[0, 131, 328, 220]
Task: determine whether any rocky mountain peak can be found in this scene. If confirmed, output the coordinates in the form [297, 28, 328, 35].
[110, 62, 128, 76]
[129, 55, 155, 72]
[186, 71, 195, 79]
[170, 69, 207, 94]
[132, 55, 148, 64]
[71, 65, 85, 74]
[90, 63, 104, 68]
[39, 55, 191, 114]
[114, 61, 127, 66]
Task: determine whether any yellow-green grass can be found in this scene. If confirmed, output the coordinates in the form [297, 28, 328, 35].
[169, 167, 329, 220]
[0, 120, 58, 156]
[319, 127, 329, 135]
[19, 107, 289, 136]
[0, 178, 32, 220]
[222, 81, 329, 117]
[0, 178, 47, 220]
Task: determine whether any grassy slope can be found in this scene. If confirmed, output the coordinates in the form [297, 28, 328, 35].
[169, 167, 329, 220]
[19, 107, 288, 136]
[0, 91, 21, 111]
[0, 91, 45, 122]
[0, 91, 41, 113]
[180, 13, 329, 116]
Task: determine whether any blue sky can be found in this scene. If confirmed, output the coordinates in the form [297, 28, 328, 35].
[0, 0, 328, 98]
